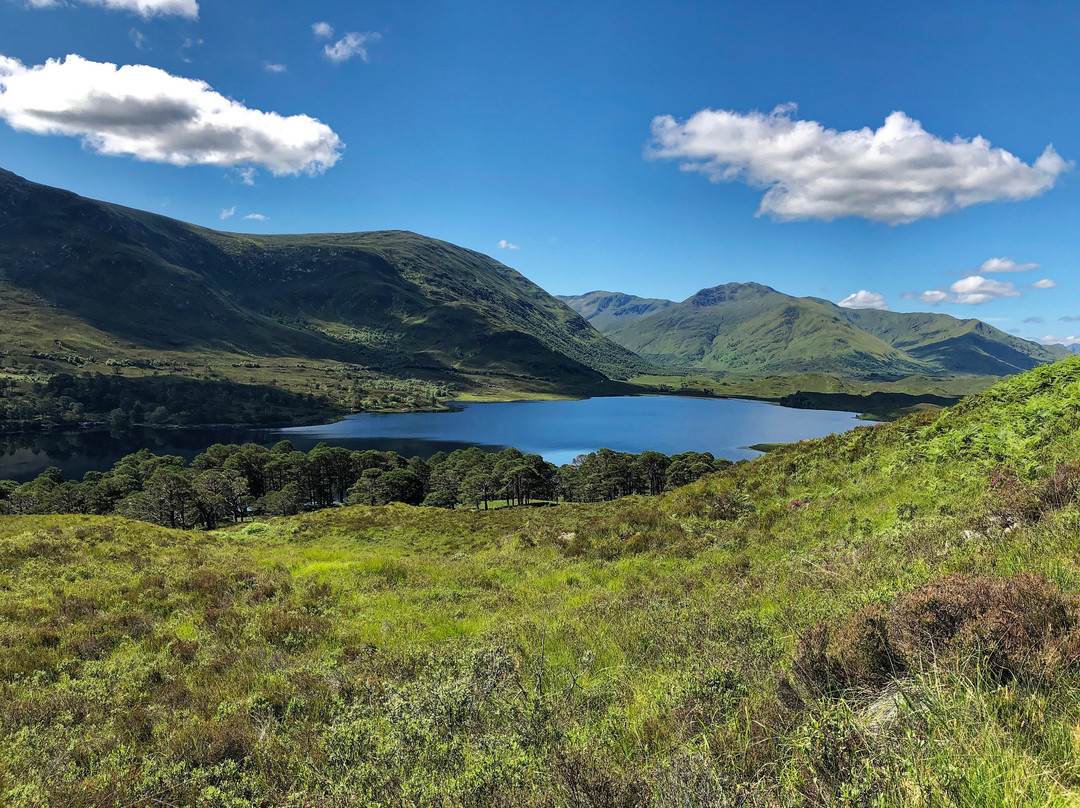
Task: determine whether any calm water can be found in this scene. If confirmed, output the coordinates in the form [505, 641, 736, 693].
[0, 396, 860, 482]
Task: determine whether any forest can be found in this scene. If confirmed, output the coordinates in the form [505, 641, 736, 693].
[0, 442, 729, 528]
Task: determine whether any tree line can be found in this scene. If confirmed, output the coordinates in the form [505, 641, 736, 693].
[0, 442, 731, 529]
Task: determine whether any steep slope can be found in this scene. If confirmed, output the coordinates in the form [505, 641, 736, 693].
[603, 282, 933, 378]
[824, 305, 1069, 375]
[555, 290, 674, 332]
[0, 168, 649, 394]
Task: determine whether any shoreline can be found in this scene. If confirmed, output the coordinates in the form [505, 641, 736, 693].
[0, 384, 958, 440]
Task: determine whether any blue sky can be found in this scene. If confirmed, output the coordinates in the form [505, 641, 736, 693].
[1, 0, 1078, 343]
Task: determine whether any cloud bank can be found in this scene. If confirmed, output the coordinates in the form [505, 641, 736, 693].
[648, 105, 1069, 224]
[837, 290, 888, 310]
[0, 54, 344, 176]
[22, 0, 197, 18]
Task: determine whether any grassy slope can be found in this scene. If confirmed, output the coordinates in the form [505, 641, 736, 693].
[5, 359, 1080, 804]
[828, 305, 1071, 375]
[0, 168, 648, 408]
[555, 291, 675, 332]
[607, 283, 931, 378]
[564, 282, 1066, 381]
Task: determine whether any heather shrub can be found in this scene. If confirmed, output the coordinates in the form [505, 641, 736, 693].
[792, 604, 898, 697]
[796, 573, 1080, 697]
[1038, 462, 1080, 510]
[887, 572, 1080, 681]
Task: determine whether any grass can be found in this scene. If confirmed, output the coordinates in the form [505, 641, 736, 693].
[4, 358, 1080, 804]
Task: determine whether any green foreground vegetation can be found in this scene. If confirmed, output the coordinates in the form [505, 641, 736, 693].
[6, 359, 1080, 805]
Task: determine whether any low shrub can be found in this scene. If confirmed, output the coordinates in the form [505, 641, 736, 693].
[887, 572, 1080, 681]
[795, 573, 1080, 697]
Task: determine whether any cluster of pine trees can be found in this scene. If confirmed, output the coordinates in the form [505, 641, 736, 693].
[0, 442, 731, 529]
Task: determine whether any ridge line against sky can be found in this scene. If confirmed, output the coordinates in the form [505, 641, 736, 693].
[0, 1, 1078, 343]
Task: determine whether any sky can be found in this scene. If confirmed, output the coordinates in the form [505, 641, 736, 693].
[1, 0, 1079, 344]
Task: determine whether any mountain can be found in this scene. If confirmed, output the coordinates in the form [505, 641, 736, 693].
[0, 168, 650, 401]
[823, 305, 1069, 376]
[555, 291, 674, 332]
[564, 281, 1067, 379]
[588, 282, 933, 378]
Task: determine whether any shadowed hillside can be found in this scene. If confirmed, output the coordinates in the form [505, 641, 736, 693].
[0, 168, 650, 413]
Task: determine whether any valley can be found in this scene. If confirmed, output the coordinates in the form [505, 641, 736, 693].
[1, 169, 1065, 437]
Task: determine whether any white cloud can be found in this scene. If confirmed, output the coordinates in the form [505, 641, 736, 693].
[912, 290, 949, 304]
[323, 31, 380, 64]
[648, 105, 1070, 224]
[497, 239, 519, 250]
[975, 257, 1039, 274]
[1039, 335, 1080, 346]
[236, 167, 257, 185]
[312, 21, 333, 38]
[905, 275, 1022, 305]
[244, 213, 267, 221]
[20, 0, 197, 18]
[220, 206, 235, 220]
[0, 54, 344, 176]
[837, 290, 888, 310]
[950, 275, 1021, 304]
[1031, 278, 1058, 289]
[264, 63, 288, 74]
[129, 28, 149, 50]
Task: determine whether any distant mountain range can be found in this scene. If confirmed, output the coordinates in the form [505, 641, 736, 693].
[559, 286, 1069, 379]
[0, 167, 650, 399]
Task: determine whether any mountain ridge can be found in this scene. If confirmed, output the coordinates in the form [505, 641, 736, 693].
[563, 284, 1067, 379]
[0, 167, 651, 407]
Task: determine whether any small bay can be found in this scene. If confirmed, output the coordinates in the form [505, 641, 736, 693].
[0, 395, 860, 482]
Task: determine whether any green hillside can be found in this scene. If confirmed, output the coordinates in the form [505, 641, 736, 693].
[555, 290, 674, 332]
[564, 282, 1066, 380]
[827, 305, 1070, 375]
[0, 168, 650, 424]
[606, 282, 932, 378]
[5, 358, 1080, 804]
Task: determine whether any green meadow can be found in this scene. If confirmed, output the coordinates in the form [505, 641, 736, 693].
[5, 358, 1080, 805]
